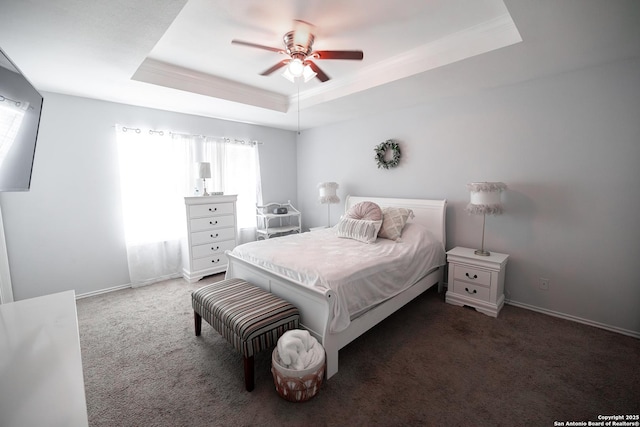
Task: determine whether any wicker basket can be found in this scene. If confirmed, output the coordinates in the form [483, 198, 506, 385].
[271, 348, 325, 402]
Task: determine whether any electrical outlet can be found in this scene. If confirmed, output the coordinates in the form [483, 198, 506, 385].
[539, 278, 550, 290]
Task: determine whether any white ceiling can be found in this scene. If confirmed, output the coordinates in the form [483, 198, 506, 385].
[1, 0, 639, 131]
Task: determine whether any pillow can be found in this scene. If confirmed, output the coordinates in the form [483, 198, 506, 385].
[344, 201, 383, 222]
[378, 207, 414, 241]
[336, 217, 383, 244]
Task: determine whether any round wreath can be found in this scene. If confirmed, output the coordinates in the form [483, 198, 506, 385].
[374, 140, 401, 169]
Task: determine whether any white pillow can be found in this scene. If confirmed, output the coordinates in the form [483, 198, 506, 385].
[378, 207, 414, 241]
[336, 217, 383, 244]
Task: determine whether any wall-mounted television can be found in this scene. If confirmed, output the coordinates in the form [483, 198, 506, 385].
[0, 46, 43, 192]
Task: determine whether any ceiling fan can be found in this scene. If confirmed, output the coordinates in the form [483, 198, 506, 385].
[232, 20, 364, 83]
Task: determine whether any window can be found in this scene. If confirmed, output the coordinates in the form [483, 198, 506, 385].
[115, 126, 261, 286]
[0, 99, 27, 166]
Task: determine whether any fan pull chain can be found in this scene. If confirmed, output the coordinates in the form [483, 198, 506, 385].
[297, 81, 301, 135]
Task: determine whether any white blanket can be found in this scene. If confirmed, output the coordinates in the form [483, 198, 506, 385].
[277, 329, 324, 371]
[230, 222, 445, 333]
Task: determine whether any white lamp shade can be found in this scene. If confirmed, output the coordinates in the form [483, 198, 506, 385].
[466, 182, 506, 215]
[197, 162, 211, 179]
[318, 182, 340, 204]
[302, 65, 317, 82]
[281, 67, 295, 82]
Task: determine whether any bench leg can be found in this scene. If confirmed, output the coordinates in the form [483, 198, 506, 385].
[244, 356, 254, 392]
[194, 312, 202, 336]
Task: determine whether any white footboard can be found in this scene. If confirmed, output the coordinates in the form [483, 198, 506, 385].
[225, 251, 337, 364]
[225, 251, 443, 379]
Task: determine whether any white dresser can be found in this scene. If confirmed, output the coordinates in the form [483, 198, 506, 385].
[182, 195, 237, 283]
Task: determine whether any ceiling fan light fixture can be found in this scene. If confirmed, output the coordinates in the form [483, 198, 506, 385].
[287, 58, 304, 77]
[282, 62, 316, 83]
[234, 20, 363, 84]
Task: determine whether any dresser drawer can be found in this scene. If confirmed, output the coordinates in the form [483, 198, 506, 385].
[191, 227, 236, 245]
[453, 265, 491, 287]
[192, 253, 228, 272]
[451, 280, 491, 302]
[189, 202, 234, 218]
[190, 215, 235, 232]
[192, 239, 235, 259]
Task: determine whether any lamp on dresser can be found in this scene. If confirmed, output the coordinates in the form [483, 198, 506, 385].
[318, 182, 340, 227]
[197, 162, 211, 196]
[465, 182, 507, 256]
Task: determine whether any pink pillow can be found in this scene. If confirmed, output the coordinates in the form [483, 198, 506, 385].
[344, 201, 383, 222]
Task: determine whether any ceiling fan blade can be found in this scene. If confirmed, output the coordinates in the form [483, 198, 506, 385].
[312, 50, 364, 60]
[232, 39, 284, 53]
[260, 60, 289, 76]
[306, 61, 330, 82]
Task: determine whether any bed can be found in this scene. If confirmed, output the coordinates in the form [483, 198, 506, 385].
[225, 195, 447, 379]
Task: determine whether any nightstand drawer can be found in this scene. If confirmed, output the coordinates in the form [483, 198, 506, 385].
[451, 280, 491, 302]
[453, 266, 491, 287]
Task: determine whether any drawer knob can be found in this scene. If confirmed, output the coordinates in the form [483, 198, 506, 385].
[210, 233, 219, 238]
[211, 259, 220, 263]
[211, 246, 219, 251]
[465, 272, 478, 280]
[465, 287, 477, 295]
[209, 220, 218, 225]
[209, 207, 217, 212]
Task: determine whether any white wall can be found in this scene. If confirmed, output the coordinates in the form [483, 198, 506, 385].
[0, 93, 297, 300]
[296, 58, 640, 336]
[2, 58, 637, 336]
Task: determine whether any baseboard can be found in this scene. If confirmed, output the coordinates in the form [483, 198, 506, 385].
[75, 272, 185, 300]
[130, 272, 182, 288]
[75, 283, 131, 300]
[442, 282, 639, 339]
[505, 299, 640, 339]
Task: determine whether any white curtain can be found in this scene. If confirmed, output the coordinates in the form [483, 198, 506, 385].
[173, 134, 261, 243]
[115, 127, 262, 287]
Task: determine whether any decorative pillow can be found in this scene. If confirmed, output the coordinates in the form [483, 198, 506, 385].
[344, 201, 383, 222]
[336, 217, 383, 244]
[378, 207, 414, 241]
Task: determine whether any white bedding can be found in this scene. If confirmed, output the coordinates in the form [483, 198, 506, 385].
[229, 222, 446, 333]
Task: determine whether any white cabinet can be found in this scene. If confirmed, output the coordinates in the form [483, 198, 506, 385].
[182, 195, 237, 283]
[256, 201, 301, 239]
[445, 246, 509, 317]
[0, 291, 89, 427]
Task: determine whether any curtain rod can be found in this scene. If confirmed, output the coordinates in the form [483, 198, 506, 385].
[170, 131, 262, 146]
[0, 94, 33, 110]
[115, 125, 262, 145]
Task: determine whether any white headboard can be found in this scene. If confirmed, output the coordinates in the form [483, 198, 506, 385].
[344, 195, 447, 246]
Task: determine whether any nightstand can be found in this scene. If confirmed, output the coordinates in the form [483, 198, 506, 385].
[445, 247, 509, 317]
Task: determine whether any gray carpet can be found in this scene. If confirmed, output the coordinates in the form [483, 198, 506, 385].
[76, 274, 640, 426]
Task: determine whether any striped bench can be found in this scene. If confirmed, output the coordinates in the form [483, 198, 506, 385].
[192, 278, 300, 391]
